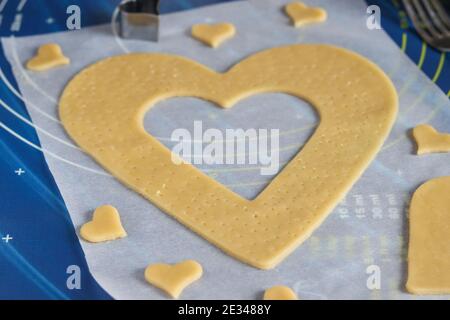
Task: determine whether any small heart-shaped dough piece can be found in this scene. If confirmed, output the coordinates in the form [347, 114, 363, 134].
[80, 205, 127, 243]
[26, 43, 70, 71]
[191, 23, 236, 48]
[263, 285, 298, 300]
[285, 2, 327, 27]
[412, 124, 450, 155]
[145, 260, 203, 298]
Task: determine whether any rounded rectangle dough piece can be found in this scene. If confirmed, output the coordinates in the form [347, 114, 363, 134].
[59, 44, 398, 269]
[407, 176, 450, 295]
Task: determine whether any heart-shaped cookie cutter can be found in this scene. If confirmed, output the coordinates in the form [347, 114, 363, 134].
[118, 0, 160, 41]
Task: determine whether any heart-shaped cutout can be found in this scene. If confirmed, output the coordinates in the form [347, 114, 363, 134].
[284, 2, 327, 27]
[412, 124, 450, 155]
[26, 43, 70, 71]
[191, 23, 236, 48]
[60, 44, 397, 269]
[80, 205, 127, 243]
[144, 260, 203, 298]
[406, 176, 450, 294]
[144, 94, 317, 200]
[263, 285, 298, 300]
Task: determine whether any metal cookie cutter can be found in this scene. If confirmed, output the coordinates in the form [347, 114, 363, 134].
[118, 0, 160, 42]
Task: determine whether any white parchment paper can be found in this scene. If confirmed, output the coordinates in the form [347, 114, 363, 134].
[2, 0, 450, 299]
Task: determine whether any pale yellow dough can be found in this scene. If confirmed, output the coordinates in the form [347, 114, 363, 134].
[412, 124, 450, 155]
[144, 260, 203, 298]
[191, 23, 236, 48]
[263, 286, 298, 300]
[406, 176, 450, 295]
[284, 2, 327, 28]
[59, 44, 397, 269]
[26, 43, 70, 71]
[80, 205, 127, 243]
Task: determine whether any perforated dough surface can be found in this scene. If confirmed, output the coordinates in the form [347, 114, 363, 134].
[59, 44, 397, 269]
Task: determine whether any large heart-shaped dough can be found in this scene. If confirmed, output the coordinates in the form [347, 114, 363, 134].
[59, 45, 397, 269]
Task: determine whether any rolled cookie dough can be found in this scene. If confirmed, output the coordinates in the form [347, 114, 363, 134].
[144, 260, 203, 298]
[412, 124, 450, 155]
[406, 176, 450, 295]
[284, 2, 327, 27]
[191, 23, 236, 48]
[59, 44, 397, 269]
[80, 205, 127, 243]
[263, 285, 298, 300]
[26, 43, 70, 71]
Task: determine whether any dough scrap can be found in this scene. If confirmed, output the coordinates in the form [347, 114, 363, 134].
[412, 124, 450, 155]
[144, 260, 203, 298]
[263, 285, 298, 300]
[80, 205, 127, 243]
[59, 44, 397, 269]
[191, 23, 236, 48]
[26, 43, 70, 71]
[284, 2, 327, 28]
[406, 176, 450, 295]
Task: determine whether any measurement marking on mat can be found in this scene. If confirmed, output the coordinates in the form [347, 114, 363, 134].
[14, 168, 25, 176]
[10, 13, 22, 32]
[16, 0, 27, 12]
[0, 0, 8, 12]
[2, 234, 13, 243]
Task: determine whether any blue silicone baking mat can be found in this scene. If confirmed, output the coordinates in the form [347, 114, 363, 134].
[0, 0, 448, 299]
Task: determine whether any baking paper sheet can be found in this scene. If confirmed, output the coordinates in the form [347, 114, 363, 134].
[2, 0, 450, 299]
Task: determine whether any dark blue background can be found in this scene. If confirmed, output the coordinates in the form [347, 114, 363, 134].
[0, 0, 448, 299]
